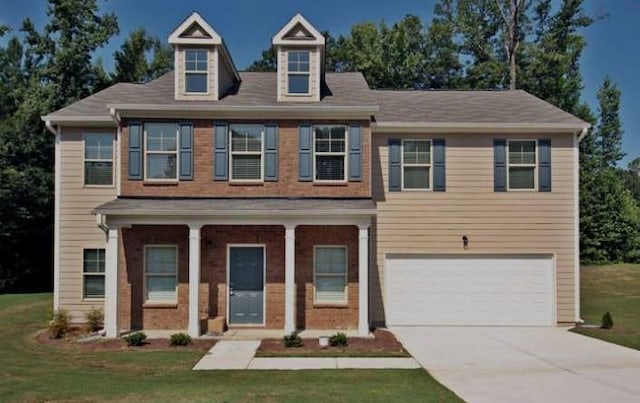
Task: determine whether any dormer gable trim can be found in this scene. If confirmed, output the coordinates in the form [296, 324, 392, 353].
[169, 12, 222, 45]
[272, 13, 325, 46]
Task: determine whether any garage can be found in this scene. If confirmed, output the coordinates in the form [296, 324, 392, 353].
[385, 254, 555, 326]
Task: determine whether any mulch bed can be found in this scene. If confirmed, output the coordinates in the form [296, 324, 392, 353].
[256, 328, 410, 357]
[35, 327, 215, 352]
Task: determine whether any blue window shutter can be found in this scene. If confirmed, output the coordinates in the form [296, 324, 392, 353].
[179, 123, 193, 181]
[494, 139, 507, 192]
[298, 123, 313, 181]
[348, 124, 362, 182]
[214, 122, 228, 181]
[128, 122, 142, 180]
[388, 139, 401, 192]
[264, 123, 279, 181]
[538, 139, 552, 192]
[433, 139, 446, 191]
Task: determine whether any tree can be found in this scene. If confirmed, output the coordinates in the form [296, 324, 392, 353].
[595, 77, 624, 168]
[112, 28, 173, 83]
[424, 0, 463, 88]
[245, 47, 276, 72]
[495, 0, 530, 89]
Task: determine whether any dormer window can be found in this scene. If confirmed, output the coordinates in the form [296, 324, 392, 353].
[287, 51, 310, 94]
[185, 49, 208, 93]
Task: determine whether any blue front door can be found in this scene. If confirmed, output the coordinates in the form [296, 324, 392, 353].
[228, 246, 264, 325]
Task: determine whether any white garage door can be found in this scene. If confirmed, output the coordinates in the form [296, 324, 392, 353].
[385, 255, 555, 326]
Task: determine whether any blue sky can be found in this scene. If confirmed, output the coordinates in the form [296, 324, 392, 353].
[2, 0, 638, 164]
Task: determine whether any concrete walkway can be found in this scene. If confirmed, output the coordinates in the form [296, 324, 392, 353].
[392, 326, 640, 403]
[193, 340, 420, 370]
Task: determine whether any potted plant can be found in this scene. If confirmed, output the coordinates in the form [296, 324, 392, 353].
[318, 335, 329, 348]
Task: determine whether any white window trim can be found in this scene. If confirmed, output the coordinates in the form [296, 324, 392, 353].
[143, 124, 179, 182]
[507, 139, 538, 191]
[287, 50, 311, 96]
[226, 244, 267, 327]
[143, 245, 179, 304]
[229, 125, 265, 183]
[83, 133, 115, 188]
[82, 248, 105, 301]
[184, 48, 209, 95]
[312, 125, 348, 183]
[313, 245, 348, 306]
[401, 138, 433, 191]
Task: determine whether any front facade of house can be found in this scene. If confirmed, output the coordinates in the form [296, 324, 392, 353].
[43, 13, 589, 338]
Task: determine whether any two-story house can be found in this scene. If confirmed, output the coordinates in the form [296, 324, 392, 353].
[42, 12, 589, 338]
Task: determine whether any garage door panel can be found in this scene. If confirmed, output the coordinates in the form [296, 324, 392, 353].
[385, 255, 554, 326]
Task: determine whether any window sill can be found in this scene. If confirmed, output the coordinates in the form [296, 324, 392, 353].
[229, 181, 265, 186]
[313, 303, 349, 309]
[143, 302, 178, 309]
[83, 298, 105, 302]
[143, 181, 179, 186]
[312, 181, 348, 186]
[83, 184, 115, 189]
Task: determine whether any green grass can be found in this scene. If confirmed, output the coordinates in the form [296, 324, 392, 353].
[571, 264, 640, 350]
[0, 293, 461, 402]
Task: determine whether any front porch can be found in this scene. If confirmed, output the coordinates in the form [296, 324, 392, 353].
[95, 198, 375, 338]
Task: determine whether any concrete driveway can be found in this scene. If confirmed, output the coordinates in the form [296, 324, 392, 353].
[391, 327, 640, 403]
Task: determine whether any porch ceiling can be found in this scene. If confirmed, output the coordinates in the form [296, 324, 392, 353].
[93, 197, 376, 217]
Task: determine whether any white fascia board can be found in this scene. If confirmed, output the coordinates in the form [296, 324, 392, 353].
[372, 121, 591, 134]
[272, 13, 325, 46]
[168, 12, 222, 45]
[41, 115, 117, 127]
[95, 209, 377, 217]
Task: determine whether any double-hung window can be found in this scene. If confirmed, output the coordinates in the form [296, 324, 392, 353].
[145, 246, 178, 303]
[287, 51, 310, 94]
[508, 140, 537, 190]
[145, 123, 178, 180]
[185, 49, 208, 93]
[402, 140, 431, 190]
[314, 125, 347, 181]
[230, 125, 263, 181]
[83, 249, 105, 299]
[84, 134, 114, 186]
[314, 246, 347, 304]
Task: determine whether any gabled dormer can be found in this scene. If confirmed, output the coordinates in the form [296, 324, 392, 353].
[169, 12, 240, 101]
[272, 14, 325, 102]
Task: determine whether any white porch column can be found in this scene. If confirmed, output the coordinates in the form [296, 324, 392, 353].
[188, 224, 202, 338]
[358, 224, 370, 337]
[105, 227, 120, 338]
[284, 224, 296, 334]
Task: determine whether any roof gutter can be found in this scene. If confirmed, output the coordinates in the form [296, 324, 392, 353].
[373, 121, 591, 134]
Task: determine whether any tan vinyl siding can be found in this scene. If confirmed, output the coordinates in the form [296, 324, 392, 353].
[59, 127, 117, 322]
[218, 55, 235, 99]
[371, 132, 577, 324]
[175, 45, 218, 101]
[277, 46, 320, 102]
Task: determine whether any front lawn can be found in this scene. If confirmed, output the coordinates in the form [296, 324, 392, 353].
[571, 264, 640, 350]
[0, 293, 460, 402]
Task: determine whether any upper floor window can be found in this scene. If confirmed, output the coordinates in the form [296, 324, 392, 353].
[230, 125, 263, 181]
[185, 49, 208, 93]
[402, 140, 431, 190]
[314, 125, 346, 182]
[508, 140, 537, 190]
[287, 51, 310, 94]
[145, 123, 178, 181]
[84, 134, 114, 186]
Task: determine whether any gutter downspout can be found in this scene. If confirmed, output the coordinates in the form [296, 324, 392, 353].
[577, 126, 589, 142]
[574, 126, 589, 324]
[96, 213, 109, 234]
[45, 120, 57, 135]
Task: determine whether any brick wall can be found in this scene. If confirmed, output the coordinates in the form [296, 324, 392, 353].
[118, 224, 359, 331]
[295, 225, 359, 329]
[120, 119, 371, 198]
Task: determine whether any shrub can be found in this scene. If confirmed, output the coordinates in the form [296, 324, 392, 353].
[283, 332, 303, 348]
[601, 312, 614, 329]
[48, 309, 71, 339]
[169, 332, 192, 347]
[85, 307, 104, 333]
[329, 332, 348, 347]
[123, 331, 147, 347]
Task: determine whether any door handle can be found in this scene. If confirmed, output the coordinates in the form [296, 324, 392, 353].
[229, 286, 234, 296]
